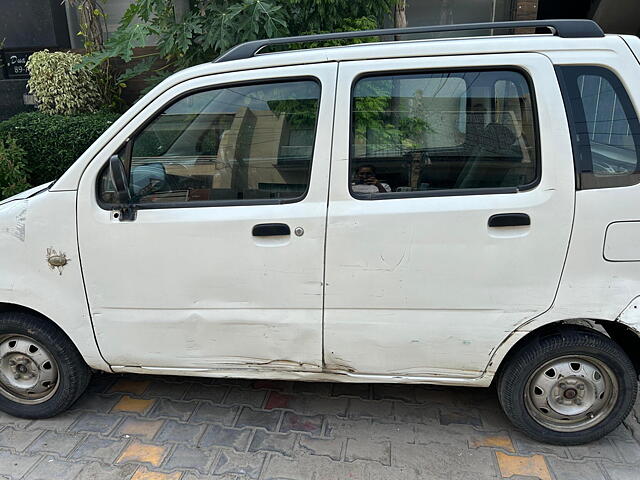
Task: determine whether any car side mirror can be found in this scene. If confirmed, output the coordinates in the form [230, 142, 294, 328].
[108, 154, 131, 204]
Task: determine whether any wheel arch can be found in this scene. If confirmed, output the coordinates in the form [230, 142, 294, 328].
[0, 302, 109, 372]
[492, 319, 640, 384]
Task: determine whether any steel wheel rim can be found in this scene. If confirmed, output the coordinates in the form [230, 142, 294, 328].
[0, 335, 59, 404]
[524, 355, 618, 432]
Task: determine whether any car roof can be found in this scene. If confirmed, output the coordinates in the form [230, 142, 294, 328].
[172, 32, 625, 81]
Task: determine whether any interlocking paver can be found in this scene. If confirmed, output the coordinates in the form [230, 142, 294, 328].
[511, 431, 571, 458]
[112, 395, 155, 415]
[249, 430, 296, 456]
[199, 424, 252, 451]
[332, 383, 370, 399]
[24, 411, 81, 432]
[414, 421, 479, 447]
[141, 381, 189, 400]
[117, 440, 168, 467]
[213, 450, 266, 479]
[372, 384, 417, 403]
[347, 398, 393, 418]
[0, 427, 42, 452]
[280, 412, 323, 435]
[286, 394, 349, 416]
[130, 466, 182, 480]
[0, 412, 31, 429]
[109, 379, 151, 396]
[393, 402, 439, 424]
[602, 462, 640, 480]
[495, 452, 552, 480]
[7, 373, 640, 480]
[235, 407, 281, 432]
[183, 383, 228, 403]
[567, 437, 622, 462]
[439, 407, 483, 427]
[26, 430, 83, 456]
[155, 419, 206, 446]
[190, 402, 237, 426]
[468, 431, 515, 453]
[297, 435, 344, 460]
[70, 412, 123, 434]
[392, 442, 497, 478]
[71, 393, 122, 413]
[612, 438, 640, 464]
[0, 449, 41, 478]
[163, 444, 215, 474]
[23, 456, 85, 480]
[345, 438, 391, 465]
[547, 457, 607, 480]
[116, 418, 165, 441]
[224, 387, 267, 409]
[264, 453, 362, 480]
[148, 399, 198, 422]
[76, 461, 138, 480]
[69, 434, 128, 462]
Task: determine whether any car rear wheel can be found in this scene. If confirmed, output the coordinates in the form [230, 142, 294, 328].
[0, 311, 91, 418]
[497, 326, 637, 445]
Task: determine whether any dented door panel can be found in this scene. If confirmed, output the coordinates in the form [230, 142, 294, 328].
[324, 54, 576, 376]
[77, 64, 337, 370]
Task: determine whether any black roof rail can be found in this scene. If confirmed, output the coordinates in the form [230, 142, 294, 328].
[214, 19, 604, 63]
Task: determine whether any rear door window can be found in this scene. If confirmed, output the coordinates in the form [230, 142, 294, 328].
[350, 69, 538, 198]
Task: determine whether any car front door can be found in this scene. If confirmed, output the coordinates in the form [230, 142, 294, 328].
[324, 54, 575, 379]
[77, 64, 336, 372]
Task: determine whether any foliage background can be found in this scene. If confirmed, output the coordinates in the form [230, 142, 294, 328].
[84, 0, 397, 90]
[26, 51, 103, 115]
[0, 112, 119, 186]
[0, 138, 31, 200]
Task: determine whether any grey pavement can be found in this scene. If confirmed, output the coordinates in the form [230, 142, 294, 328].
[0, 372, 639, 479]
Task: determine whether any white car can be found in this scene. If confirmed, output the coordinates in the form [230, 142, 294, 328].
[1, 19, 639, 445]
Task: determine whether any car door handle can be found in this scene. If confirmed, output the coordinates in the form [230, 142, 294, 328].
[252, 223, 291, 236]
[488, 213, 531, 227]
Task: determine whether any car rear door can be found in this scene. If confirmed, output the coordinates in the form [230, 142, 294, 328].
[323, 53, 575, 379]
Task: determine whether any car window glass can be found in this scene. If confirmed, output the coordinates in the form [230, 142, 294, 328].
[557, 66, 640, 189]
[350, 70, 538, 197]
[99, 80, 320, 205]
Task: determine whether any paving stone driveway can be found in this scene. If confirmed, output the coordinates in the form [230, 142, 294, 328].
[1, 372, 640, 479]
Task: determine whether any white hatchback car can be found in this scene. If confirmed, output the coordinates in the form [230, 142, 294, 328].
[1, 19, 640, 445]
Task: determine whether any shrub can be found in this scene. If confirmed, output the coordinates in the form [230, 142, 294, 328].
[26, 50, 103, 115]
[0, 138, 31, 200]
[0, 112, 120, 186]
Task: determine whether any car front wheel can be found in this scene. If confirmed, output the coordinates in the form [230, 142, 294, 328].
[0, 311, 91, 418]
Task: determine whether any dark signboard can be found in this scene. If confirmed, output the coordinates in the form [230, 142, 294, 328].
[2, 51, 33, 79]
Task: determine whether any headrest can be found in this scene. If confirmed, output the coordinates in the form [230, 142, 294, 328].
[480, 123, 517, 153]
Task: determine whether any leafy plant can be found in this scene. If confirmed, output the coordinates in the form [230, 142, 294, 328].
[0, 138, 30, 200]
[353, 79, 431, 152]
[0, 112, 119, 185]
[26, 50, 102, 115]
[82, 0, 398, 93]
[64, 0, 124, 112]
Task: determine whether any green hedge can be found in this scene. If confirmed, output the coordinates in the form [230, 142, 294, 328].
[0, 112, 120, 186]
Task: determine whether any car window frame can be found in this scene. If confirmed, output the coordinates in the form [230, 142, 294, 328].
[96, 76, 323, 211]
[347, 66, 542, 200]
[555, 64, 640, 190]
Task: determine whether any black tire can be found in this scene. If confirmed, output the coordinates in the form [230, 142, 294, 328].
[0, 311, 91, 418]
[497, 326, 638, 445]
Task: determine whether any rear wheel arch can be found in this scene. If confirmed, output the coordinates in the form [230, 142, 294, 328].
[494, 319, 640, 381]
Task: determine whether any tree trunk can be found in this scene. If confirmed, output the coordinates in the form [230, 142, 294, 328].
[394, 0, 407, 40]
